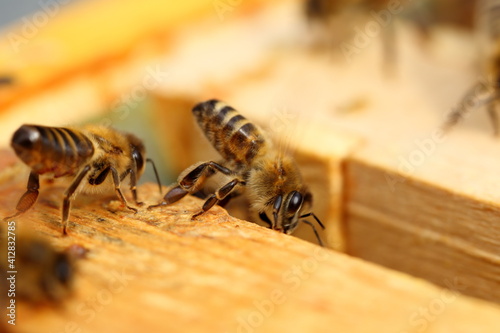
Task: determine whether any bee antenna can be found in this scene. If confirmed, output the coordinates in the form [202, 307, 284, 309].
[300, 220, 324, 247]
[299, 212, 325, 229]
[146, 158, 162, 194]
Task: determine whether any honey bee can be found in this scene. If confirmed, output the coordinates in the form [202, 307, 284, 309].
[305, 0, 476, 34]
[0, 76, 13, 85]
[305, 0, 388, 21]
[441, 0, 499, 134]
[149, 100, 325, 245]
[304, 0, 396, 73]
[305, 0, 476, 75]
[3, 125, 161, 235]
[0, 226, 74, 303]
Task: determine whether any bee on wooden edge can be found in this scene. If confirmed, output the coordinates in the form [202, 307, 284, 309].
[149, 99, 326, 246]
[3, 125, 161, 235]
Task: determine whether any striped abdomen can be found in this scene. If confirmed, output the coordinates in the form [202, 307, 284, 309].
[192, 100, 266, 167]
[11, 125, 94, 177]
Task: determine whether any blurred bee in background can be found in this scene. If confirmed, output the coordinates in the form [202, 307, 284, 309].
[149, 99, 325, 246]
[304, 0, 399, 73]
[415, 0, 476, 32]
[0, 76, 13, 85]
[441, 0, 500, 135]
[305, 0, 477, 74]
[3, 125, 161, 235]
[0, 226, 75, 303]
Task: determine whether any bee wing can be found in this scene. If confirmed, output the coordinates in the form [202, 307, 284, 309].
[258, 104, 316, 161]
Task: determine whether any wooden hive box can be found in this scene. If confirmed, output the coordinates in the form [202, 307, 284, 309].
[1, 0, 500, 332]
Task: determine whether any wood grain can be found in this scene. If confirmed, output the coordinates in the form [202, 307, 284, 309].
[1, 150, 500, 333]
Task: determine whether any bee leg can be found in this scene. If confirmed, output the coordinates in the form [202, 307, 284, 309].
[192, 178, 242, 219]
[3, 172, 40, 221]
[149, 161, 233, 209]
[180, 161, 234, 190]
[148, 186, 189, 209]
[146, 158, 162, 194]
[62, 165, 91, 235]
[126, 167, 143, 207]
[441, 81, 491, 133]
[487, 99, 499, 136]
[258, 212, 272, 228]
[110, 167, 138, 214]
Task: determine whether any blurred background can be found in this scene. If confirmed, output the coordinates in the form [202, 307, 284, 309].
[0, 0, 72, 26]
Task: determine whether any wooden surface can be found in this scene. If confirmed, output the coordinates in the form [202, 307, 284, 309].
[2, 150, 500, 333]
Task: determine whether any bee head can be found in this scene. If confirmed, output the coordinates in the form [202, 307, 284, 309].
[266, 190, 307, 234]
[261, 190, 324, 245]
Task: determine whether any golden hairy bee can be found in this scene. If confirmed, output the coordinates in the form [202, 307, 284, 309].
[0, 226, 74, 303]
[150, 99, 325, 245]
[3, 124, 160, 235]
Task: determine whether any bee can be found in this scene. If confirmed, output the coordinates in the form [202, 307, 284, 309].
[0, 227, 74, 303]
[441, 0, 499, 134]
[3, 125, 161, 235]
[149, 100, 325, 245]
[305, 0, 476, 76]
[305, 0, 476, 33]
[304, 0, 396, 73]
[305, 0, 389, 21]
[0, 76, 13, 85]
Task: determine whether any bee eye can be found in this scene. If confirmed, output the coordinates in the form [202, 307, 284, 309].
[273, 195, 283, 212]
[287, 191, 303, 215]
[132, 147, 144, 171]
